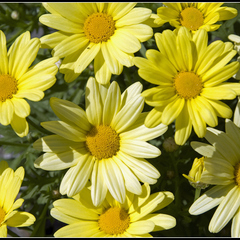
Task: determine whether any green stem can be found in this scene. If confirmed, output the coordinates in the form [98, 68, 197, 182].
[26, 117, 51, 135]
[0, 141, 29, 147]
[194, 188, 201, 201]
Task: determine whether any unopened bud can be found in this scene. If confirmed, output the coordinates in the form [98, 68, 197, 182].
[183, 157, 209, 189]
[11, 10, 19, 20]
[163, 137, 179, 152]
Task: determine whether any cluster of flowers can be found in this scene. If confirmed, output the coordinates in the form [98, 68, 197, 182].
[1, 2, 240, 237]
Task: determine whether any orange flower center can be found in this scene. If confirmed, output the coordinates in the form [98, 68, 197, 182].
[179, 7, 204, 31]
[85, 125, 120, 160]
[234, 162, 240, 187]
[84, 12, 115, 43]
[0, 74, 18, 102]
[174, 71, 203, 99]
[98, 207, 130, 235]
[0, 207, 5, 227]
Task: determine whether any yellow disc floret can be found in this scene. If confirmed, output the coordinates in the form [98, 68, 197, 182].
[84, 12, 115, 43]
[234, 162, 240, 187]
[98, 207, 130, 235]
[0, 74, 18, 102]
[0, 207, 5, 226]
[174, 71, 203, 99]
[86, 125, 120, 160]
[179, 7, 204, 31]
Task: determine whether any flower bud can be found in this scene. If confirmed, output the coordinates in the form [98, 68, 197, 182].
[183, 157, 209, 189]
[162, 137, 179, 152]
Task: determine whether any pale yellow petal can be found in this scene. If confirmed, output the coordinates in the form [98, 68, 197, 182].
[91, 160, 108, 207]
[102, 159, 126, 204]
[85, 77, 103, 126]
[39, 14, 82, 33]
[111, 94, 144, 133]
[94, 50, 112, 84]
[117, 151, 160, 184]
[52, 198, 98, 221]
[101, 41, 123, 75]
[10, 113, 29, 137]
[102, 81, 121, 125]
[0, 224, 7, 238]
[50, 97, 91, 131]
[107, 3, 136, 21]
[209, 185, 240, 233]
[111, 29, 141, 53]
[189, 184, 235, 215]
[41, 121, 86, 142]
[0, 30, 8, 74]
[121, 139, 161, 158]
[74, 42, 101, 74]
[161, 97, 185, 125]
[113, 156, 142, 195]
[231, 207, 240, 237]
[6, 211, 35, 227]
[115, 7, 152, 27]
[175, 103, 192, 146]
[12, 98, 30, 118]
[65, 154, 95, 197]
[34, 149, 85, 171]
[52, 34, 89, 58]
[126, 220, 154, 235]
[54, 221, 100, 238]
[0, 99, 14, 126]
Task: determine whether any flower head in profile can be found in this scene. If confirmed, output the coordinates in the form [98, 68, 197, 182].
[50, 183, 176, 237]
[0, 161, 35, 237]
[157, 3, 237, 33]
[33, 77, 167, 206]
[0, 30, 59, 137]
[189, 119, 240, 237]
[39, 3, 153, 84]
[133, 26, 240, 145]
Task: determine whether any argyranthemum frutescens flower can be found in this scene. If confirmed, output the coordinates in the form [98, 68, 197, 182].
[189, 119, 240, 237]
[0, 30, 59, 137]
[156, 3, 237, 33]
[133, 26, 240, 146]
[50, 182, 176, 237]
[33, 77, 168, 206]
[39, 3, 153, 84]
[0, 161, 35, 237]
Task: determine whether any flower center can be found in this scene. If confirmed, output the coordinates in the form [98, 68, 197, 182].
[0, 207, 5, 226]
[98, 207, 130, 235]
[0, 74, 18, 102]
[179, 7, 204, 31]
[174, 71, 203, 99]
[85, 125, 120, 160]
[84, 12, 115, 43]
[234, 162, 240, 187]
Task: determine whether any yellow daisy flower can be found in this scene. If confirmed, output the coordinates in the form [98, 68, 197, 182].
[50, 182, 176, 237]
[133, 26, 240, 146]
[157, 3, 237, 33]
[0, 161, 35, 237]
[39, 3, 153, 84]
[0, 30, 59, 137]
[189, 119, 240, 237]
[33, 77, 168, 206]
